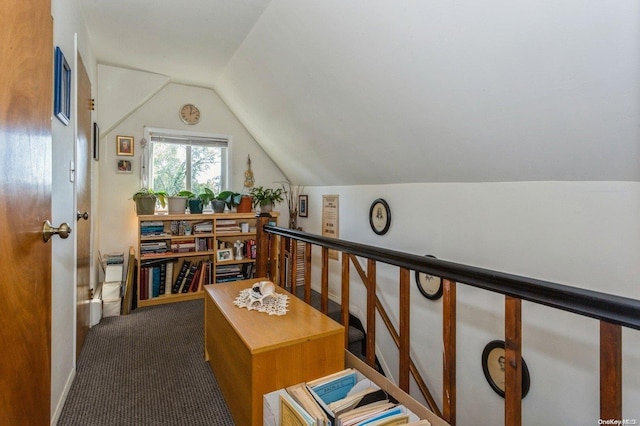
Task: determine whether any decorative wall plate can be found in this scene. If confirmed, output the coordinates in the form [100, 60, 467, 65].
[369, 198, 391, 235]
[415, 255, 442, 300]
[481, 340, 531, 398]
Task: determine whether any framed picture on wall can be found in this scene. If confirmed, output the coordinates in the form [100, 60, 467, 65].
[369, 198, 391, 235]
[298, 195, 308, 217]
[481, 340, 531, 399]
[54, 46, 71, 126]
[93, 122, 99, 160]
[116, 135, 134, 156]
[116, 159, 132, 174]
[415, 255, 443, 300]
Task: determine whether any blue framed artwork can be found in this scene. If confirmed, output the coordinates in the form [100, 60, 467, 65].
[54, 46, 71, 125]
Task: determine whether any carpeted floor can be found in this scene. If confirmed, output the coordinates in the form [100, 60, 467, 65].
[57, 300, 235, 425]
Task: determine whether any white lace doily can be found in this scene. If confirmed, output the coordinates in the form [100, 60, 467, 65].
[233, 288, 289, 315]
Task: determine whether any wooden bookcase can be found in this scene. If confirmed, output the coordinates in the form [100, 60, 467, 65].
[136, 212, 277, 308]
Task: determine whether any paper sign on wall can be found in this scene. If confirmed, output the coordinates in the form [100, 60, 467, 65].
[322, 195, 339, 260]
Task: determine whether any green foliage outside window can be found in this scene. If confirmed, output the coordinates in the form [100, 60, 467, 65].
[150, 141, 223, 196]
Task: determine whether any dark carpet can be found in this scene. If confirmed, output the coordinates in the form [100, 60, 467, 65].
[57, 300, 235, 425]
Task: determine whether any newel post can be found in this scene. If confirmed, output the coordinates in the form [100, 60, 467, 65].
[255, 213, 272, 279]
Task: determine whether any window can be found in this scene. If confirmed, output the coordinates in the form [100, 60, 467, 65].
[143, 128, 229, 196]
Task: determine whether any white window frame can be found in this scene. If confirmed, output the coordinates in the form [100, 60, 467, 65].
[142, 127, 230, 192]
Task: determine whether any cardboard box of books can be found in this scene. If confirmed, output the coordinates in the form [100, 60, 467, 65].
[263, 350, 449, 426]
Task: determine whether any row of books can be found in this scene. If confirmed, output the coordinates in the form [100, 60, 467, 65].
[141, 237, 214, 257]
[139, 259, 214, 300]
[215, 262, 255, 283]
[170, 237, 213, 253]
[275, 368, 430, 426]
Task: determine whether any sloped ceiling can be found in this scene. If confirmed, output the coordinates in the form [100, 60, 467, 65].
[81, 0, 639, 186]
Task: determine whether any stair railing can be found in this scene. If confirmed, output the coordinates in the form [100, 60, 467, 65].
[254, 215, 639, 426]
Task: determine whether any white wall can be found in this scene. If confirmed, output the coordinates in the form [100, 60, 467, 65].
[51, 0, 96, 423]
[298, 181, 640, 425]
[96, 74, 287, 258]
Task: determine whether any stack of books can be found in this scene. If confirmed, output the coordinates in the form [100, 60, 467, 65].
[216, 219, 241, 234]
[193, 221, 213, 233]
[266, 368, 431, 426]
[140, 241, 169, 256]
[140, 221, 166, 236]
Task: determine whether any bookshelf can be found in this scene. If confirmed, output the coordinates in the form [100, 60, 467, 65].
[136, 212, 277, 308]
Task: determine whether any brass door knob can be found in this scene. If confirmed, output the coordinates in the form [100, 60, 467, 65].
[42, 220, 72, 242]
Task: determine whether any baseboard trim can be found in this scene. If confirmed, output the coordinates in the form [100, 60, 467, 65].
[51, 367, 76, 426]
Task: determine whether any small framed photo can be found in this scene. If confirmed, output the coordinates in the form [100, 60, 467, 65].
[54, 46, 71, 125]
[415, 255, 443, 300]
[481, 340, 531, 399]
[369, 198, 391, 235]
[298, 194, 308, 217]
[116, 135, 134, 156]
[116, 159, 132, 174]
[216, 248, 233, 262]
[93, 122, 99, 161]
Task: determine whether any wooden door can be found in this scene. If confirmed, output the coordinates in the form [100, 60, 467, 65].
[76, 54, 92, 358]
[0, 0, 53, 424]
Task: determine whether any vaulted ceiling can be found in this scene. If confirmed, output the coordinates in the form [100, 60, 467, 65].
[80, 0, 639, 186]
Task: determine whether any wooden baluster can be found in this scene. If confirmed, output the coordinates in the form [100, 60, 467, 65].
[290, 238, 298, 294]
[304, 242, 312, 304]
[443, 279, 457, 426]
[341, 252, 350, 349]
[270, 235, 279, 284]
[600, 321, 622, 422]
[278, 236, 287, 287]
[399, 267, 410, 391]
[366, 259, 376, 367]
[505, 296, 522, 426]
[321, 247, 329, 314]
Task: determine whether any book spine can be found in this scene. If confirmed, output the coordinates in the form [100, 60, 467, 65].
[189, 263, 202, 292]
[158, 263, 166, 295]
[139, 267, 148, 300]
[181, 263, 198, 293]
[151, 267, 160, 298]
[171, 260, 191, 294]
[164, 262, 173, 295]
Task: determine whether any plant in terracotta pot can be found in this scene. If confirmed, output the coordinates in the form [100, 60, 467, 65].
[249, 186, 285, 213]
[131, 188, 167, 215]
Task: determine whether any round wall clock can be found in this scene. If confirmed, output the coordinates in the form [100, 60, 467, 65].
[179, 104, 200, 125]
[415, 255, 443, 300]
[369, 198, 391, 235]
[481, 340, 531, 399]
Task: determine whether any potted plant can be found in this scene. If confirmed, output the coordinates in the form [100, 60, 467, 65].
[167, 190, 191, 214]
[185, 188, 215, 214]
[249, 186, 285, 213]
[216, 190, 242, 212]
[131, 188, 167, 215]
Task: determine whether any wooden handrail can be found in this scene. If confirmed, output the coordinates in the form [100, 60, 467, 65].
[257, 219, 634, 425]
[262, 225, 640, 331]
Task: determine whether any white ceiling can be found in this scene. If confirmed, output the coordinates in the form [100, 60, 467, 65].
[80, 0, 272, 87]
[80, 0, 639, 186]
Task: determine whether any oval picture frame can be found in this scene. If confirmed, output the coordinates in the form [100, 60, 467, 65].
[481, 340, 531, 399]
[415, 255, 443, 300]
[369, 198, 391, 235]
